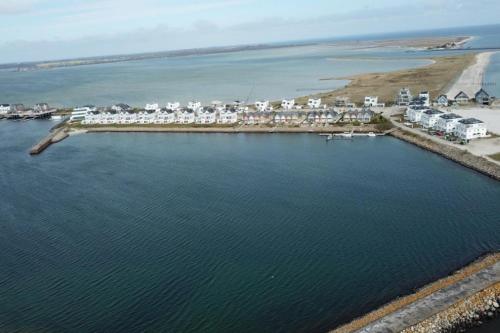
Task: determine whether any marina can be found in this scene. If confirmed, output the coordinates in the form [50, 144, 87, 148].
[1, 21, 500, 333]
[1, 123, 499, 333]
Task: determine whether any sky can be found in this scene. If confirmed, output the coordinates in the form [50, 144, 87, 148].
[1, 0, 500, 63]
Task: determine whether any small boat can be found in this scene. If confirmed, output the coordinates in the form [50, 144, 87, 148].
[51, 115, 62, 120]
[367, 132, 376, 137]
[337, 129, 354, 138]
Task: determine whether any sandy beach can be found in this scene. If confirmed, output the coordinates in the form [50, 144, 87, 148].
[446, 52, 497, 98]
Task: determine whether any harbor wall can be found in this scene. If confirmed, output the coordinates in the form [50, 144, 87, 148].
[82, 125, 381, 134]
[402, 282, 500, 333]
[390, 129, 500, 181]
[29, 128, 68, 155]
[331, 253, 500, 333]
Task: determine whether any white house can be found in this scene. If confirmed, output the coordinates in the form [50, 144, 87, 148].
[111, 103, 131, 112]
[137, 110, 157, 124]
[118, 111, 137, 124]
[454, 118, 487, 140]
[196, 107, 216, 124]
[435, 113, 462, 133]
[307, 98, 321, 109]
[71, 105, 96, 121]
[83, 111, 101, 124]
[218, 108, 238, 124]
[406, 106, 428, 123]
[342, 109, 375, 123]
[103, 111, 119, 124]
[166, 102, 181, 110]
[145, 103, 159, 111]
[187, 101, 202, 111]
[281, 99, 295, 110]
[177, 109, 195, 124]
[155, 109, 176, 124]
[420, 109, 444, 129]
[255, 100, 271, 112]
[364, 96, 379, 107]
[454, 91, 470, 105]
[0, 104, 11, 114]
[419, 91, 431, 107]
[397, 88, 412, 106]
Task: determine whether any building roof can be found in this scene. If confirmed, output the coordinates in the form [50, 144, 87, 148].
[423, 109, 444, 115]
[459, 118, 483, 125]
[454, 91, 469, 99]
[475, 88, 490, 98]
[439, 113, 462, 120]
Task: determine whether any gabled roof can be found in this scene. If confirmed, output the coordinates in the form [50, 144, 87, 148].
[454, 91, 469, 99]
[475, 88, 490, 98]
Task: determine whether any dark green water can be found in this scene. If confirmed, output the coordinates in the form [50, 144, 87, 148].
[1, 121, 499, 333]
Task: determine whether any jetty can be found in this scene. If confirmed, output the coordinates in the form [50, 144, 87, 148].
[29, 127, 68, 155]
[331, 253, 500, 333]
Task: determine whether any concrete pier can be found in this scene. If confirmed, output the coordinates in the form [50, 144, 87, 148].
[29, 128, 68, 155]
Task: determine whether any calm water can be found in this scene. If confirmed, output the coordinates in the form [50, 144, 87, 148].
[0, 121, 499, 332]
[0, 46, 429, 107]
[1, 25, 500, 107]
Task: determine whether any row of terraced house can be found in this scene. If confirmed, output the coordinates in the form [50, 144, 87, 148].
[406, 105, 487, 141]
[73, 101, 377, 126]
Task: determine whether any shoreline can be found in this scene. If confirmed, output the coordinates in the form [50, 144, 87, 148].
[389, 128, 500, 181]
[331, 253, 500, 333]
[446, 51, 497, 98]
[77, 125, 382, 134]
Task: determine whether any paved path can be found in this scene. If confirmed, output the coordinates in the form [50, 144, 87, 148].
[354, 262, 500, 333]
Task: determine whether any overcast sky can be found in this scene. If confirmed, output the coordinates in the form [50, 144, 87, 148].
[1, 0, 500, 63]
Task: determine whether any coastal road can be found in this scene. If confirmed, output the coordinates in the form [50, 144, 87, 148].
[354, 262, 500, 333]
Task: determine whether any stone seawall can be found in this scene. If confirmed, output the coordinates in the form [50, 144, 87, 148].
[390, 129, 500, 181]
[402, 283, 500, 333]
[331, 253, 500, 333]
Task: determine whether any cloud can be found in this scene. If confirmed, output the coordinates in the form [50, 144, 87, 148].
[1, 0, 500, 63]
[0, 0, 38, 15]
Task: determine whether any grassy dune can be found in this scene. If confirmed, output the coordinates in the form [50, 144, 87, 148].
[297, 53, 476, 105]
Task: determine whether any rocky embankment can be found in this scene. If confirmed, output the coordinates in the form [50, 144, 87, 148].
[402, 283, 500, 333]
[390, 129, 500, 181]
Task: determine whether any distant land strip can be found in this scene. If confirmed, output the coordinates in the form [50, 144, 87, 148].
[1, 36, 468, 72]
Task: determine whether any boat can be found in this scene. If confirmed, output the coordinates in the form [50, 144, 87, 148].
[51, 115, 63, 120]
[336, 129, 354, 138]
[368, 132, 376, 137]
